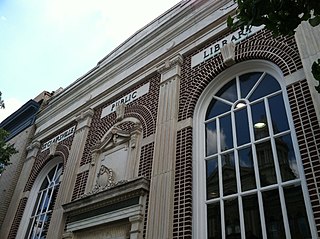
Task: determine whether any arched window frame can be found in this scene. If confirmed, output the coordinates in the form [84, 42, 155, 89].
[16, 157, 63, 239]
[193, 60, 317, 238]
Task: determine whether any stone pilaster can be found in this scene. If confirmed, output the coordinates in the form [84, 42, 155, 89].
[129, 215, 144, 239]
[47, 108, 94, 239]
[295, 22, 320, 120]
[146, 54, 182, 239]
[0, 140, 41, 238]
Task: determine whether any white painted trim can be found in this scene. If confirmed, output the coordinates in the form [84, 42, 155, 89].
[193, 60, 317, 238]
[66, 204, 143, 232]
[16, 157, 63, 239]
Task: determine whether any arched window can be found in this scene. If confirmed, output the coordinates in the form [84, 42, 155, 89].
[16, 158, 63, 239]
[193, 61, 317, 239]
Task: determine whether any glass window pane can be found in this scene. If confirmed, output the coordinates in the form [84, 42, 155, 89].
[251, 101, 269, 140]
[206, 157, 219, 199]
[40, 177, 49, 190]
[207, 203, 221, 239]
[249, 74, 281, 101]
[27, 163, 62, 239]
[239, 72, 263, 98]
[256, 141, 277, 187]
[47, 166, 57, 181]
[225, 198, 241, 239]
[220, 114, 233, 151]
[263, 189, 286, 239]
[216, 78, 237, 103]
[235, 107, 250, 146]
[284, 186, 312, 239]
[276, 134, 299, 182]
[222, 153, 237, 196]
[243, 194, 262, 239]
[206, 99, 232, 119]
[269, 93, 289, 134]
[238, 147, 256, 191]
[206, 121, 218, 156]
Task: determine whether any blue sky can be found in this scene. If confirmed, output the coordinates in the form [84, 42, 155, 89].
[0, 0, 181, 122]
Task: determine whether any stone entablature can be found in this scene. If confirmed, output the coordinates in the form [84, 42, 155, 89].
[63, 178, 149, 239]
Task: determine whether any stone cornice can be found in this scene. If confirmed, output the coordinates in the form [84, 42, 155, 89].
[62, 177, 149, 217]
[34, 0, 234, 138]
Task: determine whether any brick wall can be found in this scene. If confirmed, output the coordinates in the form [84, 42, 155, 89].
[7, 197, 27, 239]
[0, 125, 35, 229]
[7, 122, 75, 238]
[174, 28, 313, 238]
[287, 79, 320, 236]
[72, 74, 160, 200]
[173, 127, 193, 239]
[178, 29, 302, 121]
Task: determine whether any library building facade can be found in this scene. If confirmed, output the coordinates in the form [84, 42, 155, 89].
[1, 0, 320, 238]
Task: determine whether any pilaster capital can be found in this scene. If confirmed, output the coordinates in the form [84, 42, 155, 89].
[26, 141, 41, 160]
[75, 108, 94, 132]
[157, 54, 183, 84]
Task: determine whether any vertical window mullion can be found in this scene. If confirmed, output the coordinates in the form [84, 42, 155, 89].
[38, 188, 49, 216]
[247, 104, 261, 190]
[32, 191, 44, 217]
[220, 199, 226, 239]
[27, 216, 36, 239]
[45, 185, 56, 214]
[247, 100, 268, 238]
[257, 191, 267, 239]
[216, 118, 226, 238]
[231, 107, 245, 238]
[265, 98, 292, 238]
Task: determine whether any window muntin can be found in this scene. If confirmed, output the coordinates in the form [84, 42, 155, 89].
[25, 163, 63, 239]
[203, 72, 313, 238]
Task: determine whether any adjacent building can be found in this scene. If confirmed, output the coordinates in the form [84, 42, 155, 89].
[1, 0, 320, 238]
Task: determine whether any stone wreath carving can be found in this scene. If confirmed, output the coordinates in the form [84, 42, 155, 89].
[94, 165, 115, 191]
[81, 165, 127, 198]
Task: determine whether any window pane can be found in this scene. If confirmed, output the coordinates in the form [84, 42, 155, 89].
[235, 107, 250, 146]
[40, 188, 52, 212]
[40, 177, 49, 190]
[206, 99, 231, 119]
[216, 78, 237, 103]
[263, 189, 286, 239]
[27, 163, 62, 239]
[222, 153, 237, 196]
[251, 101, 269, 140]
[206, 121, 218, 156]
[206, 157, 219, 199]
[207, 203, 221, 239]
[225, 198, 241, 239]
[269, 93, 289, 134]
[239, 72, 262, 98]
[243, 194, 262, 239]
[238, 147, 256, 191]
[249, 74, 281, 101]
[284, 186, 312, 239]
[256, 141, 277, 187]
[276, 134, 299, 182]
[220, 114, 233, 151]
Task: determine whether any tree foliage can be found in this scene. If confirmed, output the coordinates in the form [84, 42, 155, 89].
[312, 59, 320, 93]
[0, 92, 18, 173]
[0, 128, 18, 173]
[0, 91, 4, 109]
[227, 0, 320, 92]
